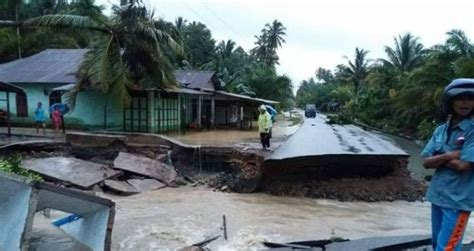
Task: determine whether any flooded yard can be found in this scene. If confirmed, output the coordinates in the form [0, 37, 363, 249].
[169, 117, 300, 148]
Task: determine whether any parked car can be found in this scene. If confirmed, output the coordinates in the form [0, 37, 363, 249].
[305, 104, 316, 118]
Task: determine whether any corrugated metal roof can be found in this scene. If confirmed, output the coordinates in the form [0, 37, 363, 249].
[215, 91, 279, 104]
[175, 70, 218, 91]
[0, 49, 87, 84]
[162, 87, 211, 95]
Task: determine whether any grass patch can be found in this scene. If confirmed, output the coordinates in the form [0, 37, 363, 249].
[0, 155, 43, 181]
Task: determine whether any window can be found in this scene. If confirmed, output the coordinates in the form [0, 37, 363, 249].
[16, 93, 28, 117]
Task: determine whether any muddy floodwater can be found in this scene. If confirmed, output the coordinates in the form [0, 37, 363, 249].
[110, 187, 474, 250]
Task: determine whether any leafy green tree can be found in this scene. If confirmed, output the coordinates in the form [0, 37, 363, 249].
[23, 0, 183, 106]
[315, 67, 334, 84]
[246, 65, 294, 108]
[180, 21, 215, 68]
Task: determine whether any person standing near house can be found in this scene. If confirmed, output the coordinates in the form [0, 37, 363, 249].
[258, 104, 272, 150]
[421, 78, 474, 251]
[52, 106, 63, 134]
[34, 102, 46, 134]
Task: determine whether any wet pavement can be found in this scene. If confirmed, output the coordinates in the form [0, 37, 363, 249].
[267, 115, 408, 161]
[0, 127, 66, 146]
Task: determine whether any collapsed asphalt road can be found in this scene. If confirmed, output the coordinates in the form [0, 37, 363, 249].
[261, 114, 425, 201]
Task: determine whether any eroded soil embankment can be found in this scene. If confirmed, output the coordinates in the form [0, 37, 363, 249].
[261, 156, 426, 202]
[171, 145, 426, 202]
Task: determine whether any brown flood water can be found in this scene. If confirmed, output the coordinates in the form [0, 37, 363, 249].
[170, 119, 299, 147]
[109, 187, 474, 250]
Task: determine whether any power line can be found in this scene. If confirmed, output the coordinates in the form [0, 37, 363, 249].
[178, 0, 225, 36]
[198, 0, 244, 40]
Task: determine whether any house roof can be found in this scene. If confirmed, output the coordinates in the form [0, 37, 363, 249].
[0, 49, 87, 84]
[215, 91, 279, 104]
[0, 82, 25, 94]
[162, 87, 211, 95]
[175, 70, 221, 91]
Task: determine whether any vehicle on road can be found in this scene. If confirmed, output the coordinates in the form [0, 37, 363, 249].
[305, 104, 316, 118]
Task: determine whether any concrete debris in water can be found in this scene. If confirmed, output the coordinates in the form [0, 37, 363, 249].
[22, 157, 120, 189]
[113, 152, 177, 185]
[104, 179, 166, 195]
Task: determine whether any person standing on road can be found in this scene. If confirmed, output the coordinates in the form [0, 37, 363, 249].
[421, 78, 474, 251]
[258, 104, 272, 150]
[34, 102, 46, 134]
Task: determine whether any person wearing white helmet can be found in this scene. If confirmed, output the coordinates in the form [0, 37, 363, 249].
[421, 78, 474, 250]
[258, 104, 272, 150]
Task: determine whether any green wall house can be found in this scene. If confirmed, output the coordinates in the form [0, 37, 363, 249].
[0, 49, 278, 134]
[0, 49, 125, 131]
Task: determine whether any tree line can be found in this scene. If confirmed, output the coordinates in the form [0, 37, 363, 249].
[296, 31, 474, 139]
[0, 0, 294, 108]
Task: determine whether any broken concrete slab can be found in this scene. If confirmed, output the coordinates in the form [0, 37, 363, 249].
[104, 179, 165, 195]
[66, 132, 127, 148]
[113, 152, 177, 185]
[22, 157, 120, 189]
[128, 179, 166, 191]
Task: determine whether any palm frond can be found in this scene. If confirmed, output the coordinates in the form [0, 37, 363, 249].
[23, 14, 107, 33]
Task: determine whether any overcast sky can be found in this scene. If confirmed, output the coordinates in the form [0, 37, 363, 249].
[97, 0, 474, 90]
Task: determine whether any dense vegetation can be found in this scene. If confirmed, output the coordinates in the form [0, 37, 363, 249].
[296, 31, 474, 139]
[0, 0, 294, 108]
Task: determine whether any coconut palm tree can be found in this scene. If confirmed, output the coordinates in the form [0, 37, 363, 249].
[344, 47, 370, 93]
[251, 20, 286, 66]
[174, 16, 187, 31]
[446, 29, 473, 58]
[23, 0, 183, 107]
[264, 19, 286, 51]
[216, 39, 236, 59]
[343, 47, 370, 117]
[382, 33, 424, 72]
